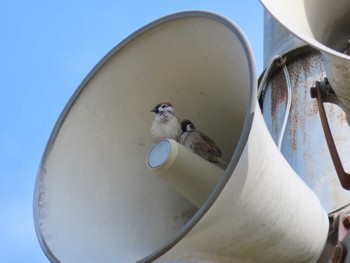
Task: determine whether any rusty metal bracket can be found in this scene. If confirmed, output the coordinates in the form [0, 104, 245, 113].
[331, 214, 350, 263]
[310, 79, 350, 190]
[332, 241, 346, 263]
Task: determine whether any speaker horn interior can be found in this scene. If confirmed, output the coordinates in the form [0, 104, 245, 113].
[260, 0, 350, 123]
[33, 11, 328, 262]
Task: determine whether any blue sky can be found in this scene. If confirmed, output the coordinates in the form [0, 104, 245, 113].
[0, 1, 263, 262]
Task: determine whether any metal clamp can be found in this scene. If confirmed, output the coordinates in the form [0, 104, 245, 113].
[258, 55, 292, 151]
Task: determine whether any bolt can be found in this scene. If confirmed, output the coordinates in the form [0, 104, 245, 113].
[310, 87, 318, 99]
[276, 56, 287, 68]
[343, 216, 350, 229]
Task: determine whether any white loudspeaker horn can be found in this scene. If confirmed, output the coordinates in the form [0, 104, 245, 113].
[260, 0, 350, 123]
[33, 11, 329, 262]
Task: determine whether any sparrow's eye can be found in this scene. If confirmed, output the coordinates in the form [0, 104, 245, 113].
[160, 104, 166, 109]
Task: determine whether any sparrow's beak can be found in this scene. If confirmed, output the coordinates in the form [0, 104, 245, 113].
[151, 108, 157, 113]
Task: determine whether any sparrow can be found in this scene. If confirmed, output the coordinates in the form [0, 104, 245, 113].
[151, 102, 181, 143]
[180, 119, 228, 169]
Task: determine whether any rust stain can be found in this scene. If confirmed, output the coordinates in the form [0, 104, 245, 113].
[270, 69, 288, 136]
[287, 57, 308, 152]
[337, 111, 347, 122]
[329, 103, 348, 123]
[329, 103, 335, 117]
[309, 99, 319, 116]
[265, 50, 349, 153]
[276, 51, 325, 152]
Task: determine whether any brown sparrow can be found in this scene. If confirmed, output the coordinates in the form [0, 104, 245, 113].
[180, 119, 228, 169]
[151, 102, 181, 143]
